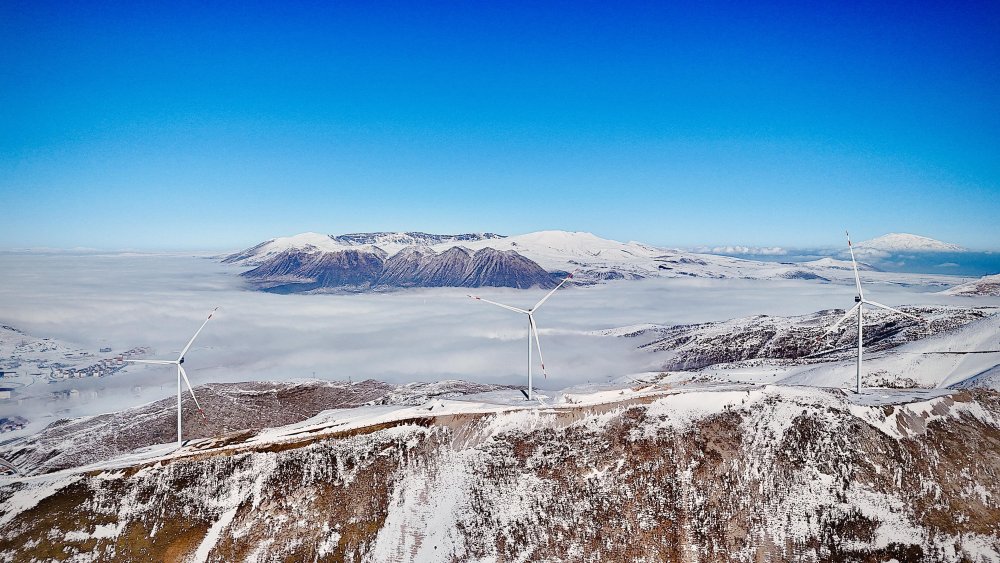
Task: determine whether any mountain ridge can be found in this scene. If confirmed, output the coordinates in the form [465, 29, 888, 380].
[224, 230, 974, 294]
[240, 245, 560, 293]
[3, 385, 999, 562]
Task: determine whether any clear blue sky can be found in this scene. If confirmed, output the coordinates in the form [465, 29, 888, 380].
[1, 1, 998, 250]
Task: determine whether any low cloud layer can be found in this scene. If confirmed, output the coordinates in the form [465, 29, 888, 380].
[0, 253, 983, 423]
[695, 245, 787, 256]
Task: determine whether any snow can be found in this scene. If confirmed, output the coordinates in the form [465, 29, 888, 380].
[0, 473, 83, 527]
[451, 230, 666, 275]
[222, 229, 976, 294]
[958, 534, 1000, 561]
[769, 312, 1000, 391]
[370, 449, 473, 562]
[316, 525, 342, 558]
[2, 375, 998, 561]
[192, 506, 239, 563]
[63, 523, 120, 542]
[943, 273, 1000, 296]
[255, 232, 345, 256]
[642, 387, 761, 430]
[588, 323, 665, 337]
[856, 233, 965, 252]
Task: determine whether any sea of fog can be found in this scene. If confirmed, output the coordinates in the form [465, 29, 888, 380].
[0, 252, 991, 426]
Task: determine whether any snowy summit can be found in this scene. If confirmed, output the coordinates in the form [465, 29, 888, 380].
[855, 233, 965, 252]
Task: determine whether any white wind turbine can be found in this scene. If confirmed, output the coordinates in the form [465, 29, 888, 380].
[126, 307, 218, 446]
[469, 272, 576, 401]
[824, 233, 923, 393]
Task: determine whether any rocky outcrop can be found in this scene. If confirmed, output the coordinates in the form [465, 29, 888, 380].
[461, 247, 557, 289]
[241, 245, 557, 293]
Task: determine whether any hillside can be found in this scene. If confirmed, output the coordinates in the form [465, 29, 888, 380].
[622, 306, 994, 373]
[2, 385, 999, 562]
[0, 380, 516, 477]
[943, 274, 1000, 297]
[238, 245, 559, 293]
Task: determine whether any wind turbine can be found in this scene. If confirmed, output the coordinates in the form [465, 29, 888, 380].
[126, 307, 218, 446]
[469, 272, 575, 401]
[824, 233, 923, 393]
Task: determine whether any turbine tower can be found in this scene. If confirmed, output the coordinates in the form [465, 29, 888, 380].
[824, 233, 923, 393]
[469, 272, 575, 401]
[126, 307, 218, 446]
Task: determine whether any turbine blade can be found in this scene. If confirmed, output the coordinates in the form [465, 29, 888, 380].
[467, 295, 529, 314]
[825, 303, 861, 334]
[531, 270, 577, 312]
[124, 359, 175, 365]
[529, 315, 547, 379]
[863, 300, 924, 322]
[178, 365, 206, 418]
[177, 307, 219, 362]
[846, 231, 864, 299]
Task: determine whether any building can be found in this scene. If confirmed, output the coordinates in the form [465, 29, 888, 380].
[0, 416, 28, 433]
[0, 388, 13, 400]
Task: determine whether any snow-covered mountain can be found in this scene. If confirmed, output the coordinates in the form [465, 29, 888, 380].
[222, 232, 503, 267]
[334, 231, 503, 254]
[221, 232, 345, 266]
[856, 233, 965, 252]
[224, 230, 969, 294]
[237, 245, 559, 293]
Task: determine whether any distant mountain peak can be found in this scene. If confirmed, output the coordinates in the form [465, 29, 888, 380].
[855, 233, 965, 252]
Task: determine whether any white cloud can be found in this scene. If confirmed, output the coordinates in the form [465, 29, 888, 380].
[0, 253, 971, 421]
[840, 247, 891, 261]
[693, 246, 787, 256]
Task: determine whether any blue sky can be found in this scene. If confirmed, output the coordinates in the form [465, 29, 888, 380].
[1, 1, 998, 250]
